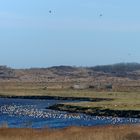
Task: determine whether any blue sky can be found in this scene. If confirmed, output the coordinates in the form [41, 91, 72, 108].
[0, 0, 140, 68]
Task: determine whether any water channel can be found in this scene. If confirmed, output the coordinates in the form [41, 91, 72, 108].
[0, 98, 139, 128]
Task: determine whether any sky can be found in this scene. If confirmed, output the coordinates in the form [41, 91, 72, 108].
[0, 0, 140, 68]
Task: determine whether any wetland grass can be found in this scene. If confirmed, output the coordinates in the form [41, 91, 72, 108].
[0, 125, 140, 140]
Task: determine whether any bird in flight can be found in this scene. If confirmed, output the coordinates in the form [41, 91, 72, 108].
[49, 10, 52, 13]
[99, 14, 103, 17]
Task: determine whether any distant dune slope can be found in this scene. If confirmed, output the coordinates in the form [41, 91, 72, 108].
[1, 63, 140, 91]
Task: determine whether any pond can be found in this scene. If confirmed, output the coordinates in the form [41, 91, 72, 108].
[0, 98, 139, 128]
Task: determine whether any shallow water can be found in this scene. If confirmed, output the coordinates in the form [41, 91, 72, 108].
[0, 98, 139, 128]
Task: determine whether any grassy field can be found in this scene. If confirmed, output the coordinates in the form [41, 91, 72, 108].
[0, 83, 140, 117]
[0, 125, 139, 140]
[63, 93, 140, 111]
[0, 82, 140, 111]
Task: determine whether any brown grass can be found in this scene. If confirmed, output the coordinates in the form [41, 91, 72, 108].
[0, 125, 139, 140]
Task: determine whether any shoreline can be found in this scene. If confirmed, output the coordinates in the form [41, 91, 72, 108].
[0, 95, 112, 102]
[48, 104, 140, 118]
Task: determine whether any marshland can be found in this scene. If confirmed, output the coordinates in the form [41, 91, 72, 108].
[1, 1, 140, 139]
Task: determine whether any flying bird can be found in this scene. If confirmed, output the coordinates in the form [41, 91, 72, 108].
[49, 10, 52, 13]
[99, 14, 103, 17]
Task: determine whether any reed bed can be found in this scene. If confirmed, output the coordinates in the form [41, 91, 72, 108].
[0, 125, 139, 140]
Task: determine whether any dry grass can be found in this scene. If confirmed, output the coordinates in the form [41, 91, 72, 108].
[0, 125, 139, 140]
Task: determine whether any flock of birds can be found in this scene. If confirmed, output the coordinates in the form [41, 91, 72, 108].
[48, 10, 103, 17]
[0, 104, 83, 120]
[0, 104, 140, 127]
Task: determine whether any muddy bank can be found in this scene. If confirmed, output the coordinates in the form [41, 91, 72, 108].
[48, 104, 140, 118]
[0, 95, 112, 102]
